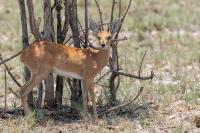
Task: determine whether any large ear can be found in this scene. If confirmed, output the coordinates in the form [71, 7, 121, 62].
[109, 19, 122, 34]
[89, 19, 99, 32]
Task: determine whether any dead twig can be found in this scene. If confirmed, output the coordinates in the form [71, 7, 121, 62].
[26, 0, 42, 40]
[4, 68, 7, 111]
[118, 0, 121, 18]
[114, 0, 132, 40]
[98, 87, 143, 116]
[96, 83, 109, 88]
[110, 0, 115, 24]
[95, 68, 123, 84]
[111, 37, 128, 43]
[121, 0, 132, 22]
[117, 71, 154, 80]
[116, 50, 154, 80]
[139, 50, 147, 77]
[0, 51, 23, 66]
[94, 0, 103, 30]
[0, 55, 22, 87]
[95, 70, 112, 84]
[9, 88, 20, 98]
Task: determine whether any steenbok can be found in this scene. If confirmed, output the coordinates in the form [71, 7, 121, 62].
[20, 19, 121, 122]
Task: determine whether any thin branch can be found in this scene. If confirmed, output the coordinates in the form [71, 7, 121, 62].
[115, 75, 120, 91]
[26, 0, 42, 40]
[95, 70, 112, 84]
[121, 0, 132, 22]
[4, 68, 7, 111]
[78, 19, 85, 37]
[119, 0, 121, 18]
[98, 87, 143, 116]
[111, 37, 128, 43]
[62, 0, 70, 36]
[117, 71, 154, 80]
[114, 0, 132, 39]
[9, 88, 20, 98]
[64, 36, 73, 44]
[77, 18, 100, 50]
[94, 0, 103, 30]
[96, 83, 109, 88]
[138, 50, 147, 77]
[116, 50, 154, 80]
[110, 0, 115, 23]
[95, 68, 123, 84]
[0, 55, 22, 87]
[0, 51, 23, 66]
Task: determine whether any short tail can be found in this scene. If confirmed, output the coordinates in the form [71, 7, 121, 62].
[0, 50, 23, 66]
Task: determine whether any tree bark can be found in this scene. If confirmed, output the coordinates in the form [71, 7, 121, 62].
[26, 0, 42, 40]
[69, 0, 82, 108]
[55, 0, 70, 108]
[43, 0, 56, 108]
[84, 0, 88, 48]
[109, 0, 120, 105]
[109, 44, 119, 105]
[36, 82, 43, 108]
[18, 0, 33, 107]
[55, 0, 63, 108]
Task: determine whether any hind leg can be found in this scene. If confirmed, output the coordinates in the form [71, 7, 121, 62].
[20, 71, 49, 115]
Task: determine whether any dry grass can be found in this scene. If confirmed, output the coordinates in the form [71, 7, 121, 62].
[0, 0, 200, 132]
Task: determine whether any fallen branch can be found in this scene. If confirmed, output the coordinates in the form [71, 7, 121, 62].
[98, 87, 143, 116]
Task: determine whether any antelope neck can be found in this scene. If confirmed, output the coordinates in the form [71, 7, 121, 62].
[95, 48, 110, 68]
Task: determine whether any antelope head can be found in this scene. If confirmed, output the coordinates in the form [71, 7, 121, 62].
[89, 19, 121, 49]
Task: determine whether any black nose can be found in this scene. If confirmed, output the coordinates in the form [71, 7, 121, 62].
[101, 44, 105, 48]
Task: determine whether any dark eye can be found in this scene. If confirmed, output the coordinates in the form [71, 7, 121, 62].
[108, 36, 112, 40]
[97, 36, 100, 40]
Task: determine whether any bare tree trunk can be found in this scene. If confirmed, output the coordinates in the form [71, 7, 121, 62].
[109, 0, 120, 105]
[43, 0, 56, 108]
[55, 0, 70, 108]
[18, 0, 33, 107]
[84, 0, 88, 48]
[69, 0, 82, 108]
[36, 83, 43, 107]
[109, 44, 119, 105]
[55, 0, 63, 108]
[26, 0, 42, 40]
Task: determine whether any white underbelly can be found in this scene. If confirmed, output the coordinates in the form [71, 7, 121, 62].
[53, 68, 82, 79]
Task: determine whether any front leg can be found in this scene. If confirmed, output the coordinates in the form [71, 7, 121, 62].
[87, 82, 98, 122]
[81, 80, 88, 122]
